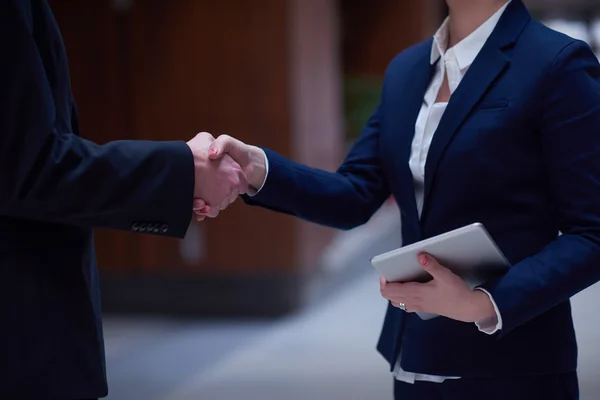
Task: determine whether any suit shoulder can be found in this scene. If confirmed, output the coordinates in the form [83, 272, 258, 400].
[1, 0, 34, 31]
[519, 20, 586, 61]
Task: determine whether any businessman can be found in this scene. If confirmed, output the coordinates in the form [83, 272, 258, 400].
[199, 0, 600, 398]
[0, 1, 245, 398]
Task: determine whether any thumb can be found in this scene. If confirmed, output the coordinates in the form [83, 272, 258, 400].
[208, 134, 239, 160]
[418, 253, 446, 279]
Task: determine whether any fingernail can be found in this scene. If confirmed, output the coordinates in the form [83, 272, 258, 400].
[419, 254, 428, 265]
[210, 148, 218, 155]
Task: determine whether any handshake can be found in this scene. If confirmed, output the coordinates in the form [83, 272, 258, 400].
[186, 132, 267, 221]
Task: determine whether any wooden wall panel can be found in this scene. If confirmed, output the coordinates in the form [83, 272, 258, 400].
[342, 0, 444, 76]
[127, 0, 296, 273]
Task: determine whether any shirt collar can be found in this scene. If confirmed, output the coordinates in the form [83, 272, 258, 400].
[430, 1, 511, 70]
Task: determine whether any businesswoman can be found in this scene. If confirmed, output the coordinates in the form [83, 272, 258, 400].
[198, 0, 600, 398]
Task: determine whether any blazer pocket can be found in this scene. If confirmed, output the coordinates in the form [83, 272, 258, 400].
[478, 99, 509, 110]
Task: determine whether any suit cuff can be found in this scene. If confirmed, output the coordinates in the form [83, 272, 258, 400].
[246, 149, 269, 197]
[474, 288, 503, 335]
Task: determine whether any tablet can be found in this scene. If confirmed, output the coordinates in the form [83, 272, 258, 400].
[371, 223, 510, 319]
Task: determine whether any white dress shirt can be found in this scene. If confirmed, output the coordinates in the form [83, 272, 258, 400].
[253, 0, 510, 385]
[393, 1, 510, 383]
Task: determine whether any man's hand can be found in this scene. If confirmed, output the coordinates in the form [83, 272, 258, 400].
[187, 132, 249, 218]
[193, 134, 267, 219]
[379, 254, 497, 323]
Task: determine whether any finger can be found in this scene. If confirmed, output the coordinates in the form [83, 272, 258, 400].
[193, 198, 205, 209]
[381, 281, 425, 303]
[383, 293, 411, 304]
[380, 281, 406, 301]
[418, 253, 448, 279]
[209, 134, 237, 160]
[400, 282, 427, 297]
[194, 206, 211, 215]
[193, 199, 209, 212]
[195, 214, 206, 222]
[204, 207, 220, 218]
[193, 207, 211, 215]
[193, 209, 207, 218]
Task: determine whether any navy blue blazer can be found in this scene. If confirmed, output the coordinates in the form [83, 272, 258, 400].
[246, 0, 600, 377]
[0, 1, 194, 397]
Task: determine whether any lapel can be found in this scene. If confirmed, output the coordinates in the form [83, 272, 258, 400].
[420, 0, 531, 221]
[392, 44, 437, 235]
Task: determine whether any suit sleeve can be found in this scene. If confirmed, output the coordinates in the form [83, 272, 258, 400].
[0, 1, 194, 238]
[480, 40, 600, 336]
[243, 106, 390, 230]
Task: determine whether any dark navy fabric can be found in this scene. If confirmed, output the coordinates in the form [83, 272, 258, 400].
[245, 0, 600, 380]
[0, 1, 194, 397]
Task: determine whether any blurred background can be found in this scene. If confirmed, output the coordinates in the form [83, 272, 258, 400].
[50, 0, 600, 399]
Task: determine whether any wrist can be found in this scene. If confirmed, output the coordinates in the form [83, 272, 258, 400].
[186, 141, 207, 196]
[245, 145, 267, 190]
[467, 290, 496, 323]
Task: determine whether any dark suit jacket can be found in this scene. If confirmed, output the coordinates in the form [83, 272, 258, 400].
[0, 1, 194, 397]
[246, 0, 600, 377]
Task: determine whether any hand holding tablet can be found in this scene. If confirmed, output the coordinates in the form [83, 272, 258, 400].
[372, 223, 510, 320]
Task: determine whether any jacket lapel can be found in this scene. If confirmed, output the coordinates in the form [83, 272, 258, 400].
[391, 45, 436, 237]
[421, 0, 531, 220]
[422, 49, 508, 207]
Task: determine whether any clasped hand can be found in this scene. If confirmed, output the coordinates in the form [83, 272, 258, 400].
[187, 132, 265, 221]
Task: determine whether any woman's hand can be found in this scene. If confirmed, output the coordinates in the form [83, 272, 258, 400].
[379, 254, 496, 323]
